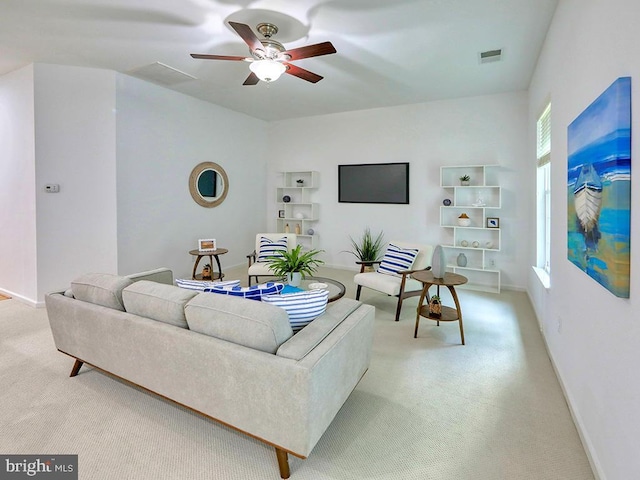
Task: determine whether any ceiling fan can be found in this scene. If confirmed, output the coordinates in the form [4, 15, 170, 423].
[190, 21, 336, 85]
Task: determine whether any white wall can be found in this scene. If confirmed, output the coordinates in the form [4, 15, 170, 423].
[267, 92, 531, 290]
[0, 65, 37, 303]
[115, 74, 268, 279]
[528, 1, 640, 478]
[33, 64, 118, 304]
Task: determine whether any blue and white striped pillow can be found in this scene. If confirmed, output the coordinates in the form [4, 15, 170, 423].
[257, 236, 288, 262]
[261, 289, 329, 331]
[176, 279, 240, 291]
[377, 243, 419, 276]
[205, 282, 285, 301]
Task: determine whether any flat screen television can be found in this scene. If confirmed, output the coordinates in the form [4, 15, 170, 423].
[338, 162, 409, 204]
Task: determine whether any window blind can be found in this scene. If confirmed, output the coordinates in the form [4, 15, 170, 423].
[536, 103, 551, 167]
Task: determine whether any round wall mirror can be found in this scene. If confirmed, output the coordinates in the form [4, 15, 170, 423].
[189, 162, 229, 208]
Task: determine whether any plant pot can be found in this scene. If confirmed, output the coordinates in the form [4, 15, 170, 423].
[429, 299, 442, 318]
[287, 272, 302, 287]
[461, 180, 470, 186]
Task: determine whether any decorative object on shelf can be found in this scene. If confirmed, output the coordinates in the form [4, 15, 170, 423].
[472, 194, 486, 207]
[282, 195, 291, 203]
[307, 228, 315, 235]
[457, 213, 471, 227]
[296, 179, 304, 186]
[345, 227, 385, 263]
[428, 295, 442, 318]
[472, 241, 480, 248]
[443, 198, 452, 206]
[295, 223, 301, 235]
[201, 264, 212, 280]
[284, 223, 290, 233]
[295, 212, 305, 219]
[198, 238, 217, 252]
[459, 175, 470, 186]
[266, 245, 324, 287]
[278, 210, 285, 218]
[486, 217, 499, 228]
[457, 253, 467, 267]
[485, 241, 494, 249]
[460, 240, 469, 247]
[431, 245, 446, 279]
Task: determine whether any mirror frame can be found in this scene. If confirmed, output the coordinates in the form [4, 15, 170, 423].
[189, 162, 229, 208]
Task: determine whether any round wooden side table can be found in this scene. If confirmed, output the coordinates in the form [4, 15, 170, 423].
[411, 270, 468, 345]
[189, 248, 228, 280]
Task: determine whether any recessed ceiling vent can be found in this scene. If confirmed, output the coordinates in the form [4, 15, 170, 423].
[127, 62, 197, 86]
[479, 49, 503, 64]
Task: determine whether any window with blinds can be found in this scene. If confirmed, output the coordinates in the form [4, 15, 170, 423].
[537, 103, 551, 166]
[536, 102, 551, 276]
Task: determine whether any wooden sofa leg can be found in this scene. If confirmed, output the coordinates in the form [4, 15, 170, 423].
[275, 448, 290, 479]
[69, 359, 84, 377]
[355, 285, 362, 300]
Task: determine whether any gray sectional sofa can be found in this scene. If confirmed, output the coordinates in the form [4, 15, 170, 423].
[45, 268, 375, 478]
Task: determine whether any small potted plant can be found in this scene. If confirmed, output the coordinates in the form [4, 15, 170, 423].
[296, 179, 304, 187]
[428, 295, 442, 318]
[344, 227, 385, 272]
[267, 245, 324, 287]
[459, 175, 471, 186]
[201, 263, 212, 280]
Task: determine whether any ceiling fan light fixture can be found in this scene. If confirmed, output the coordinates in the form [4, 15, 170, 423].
[249, 59, 286, 82]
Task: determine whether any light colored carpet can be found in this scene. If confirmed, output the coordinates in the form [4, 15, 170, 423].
[0, 267, 594, 479]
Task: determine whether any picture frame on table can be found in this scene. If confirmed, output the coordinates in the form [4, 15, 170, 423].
[486, 217, 500, 229]
[278, 210, 285, 218]
[198, 239, 217, 252]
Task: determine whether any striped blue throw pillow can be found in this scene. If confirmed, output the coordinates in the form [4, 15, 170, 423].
[175, 279, 240, 291]
[262, 289, 329, 331]
[377, 243, 419, 276]
[205, 282, 284, 301]
[257, 236, 288, 262]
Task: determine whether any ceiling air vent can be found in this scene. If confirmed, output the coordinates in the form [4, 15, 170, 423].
[479, 49, 503, 64]
[127, 62, 197, 86]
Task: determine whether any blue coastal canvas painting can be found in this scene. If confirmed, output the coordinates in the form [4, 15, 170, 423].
[567, 77, 631, 298]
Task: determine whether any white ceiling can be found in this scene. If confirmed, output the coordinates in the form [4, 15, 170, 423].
[0, 0, 558, 121]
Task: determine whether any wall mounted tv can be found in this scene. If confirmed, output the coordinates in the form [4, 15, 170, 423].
[338, 162, 409, 204]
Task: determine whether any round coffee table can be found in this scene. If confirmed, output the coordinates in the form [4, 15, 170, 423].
[296, 276, 346, 303]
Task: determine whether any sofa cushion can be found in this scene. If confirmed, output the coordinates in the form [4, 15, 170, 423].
[256, 236, 288, 262]
[185, 293, 293, 353]
[204, 282, 284, 301]
[377, 243, 419, 276]
[71, 273, 134, 311]
[175, 278, 240, 291]
[122, 281, 197, 329]
[261, 289, 330, 332]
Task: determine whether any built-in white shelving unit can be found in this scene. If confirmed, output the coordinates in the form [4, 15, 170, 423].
[439, 165, 501, 293]
[276, 171, 319, 250]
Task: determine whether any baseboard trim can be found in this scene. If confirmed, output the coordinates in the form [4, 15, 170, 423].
[525, 290, 603, 480]
[0, 288, 42, 308]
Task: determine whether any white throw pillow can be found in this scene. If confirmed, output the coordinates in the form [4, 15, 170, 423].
[262, 289, 330, 331]
[377, 243, 419, 276]
[205, 282, 285, 301]
[175, 278, 240, 291]
[256, 236, 288, 262]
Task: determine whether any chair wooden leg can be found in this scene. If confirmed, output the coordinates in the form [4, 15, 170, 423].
[248, 276, 252, 286]
[275, 448, 290, 479]
[69, 359, 83, 377]
[394, 296, 404, 322]
[355, 285, 362, 300]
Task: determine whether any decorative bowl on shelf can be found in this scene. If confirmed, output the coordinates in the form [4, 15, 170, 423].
[460, 240, 469, 247]
[472, 241, 480, 248]
[295, 212, 305, 219]
[282, 195, 291, 203]
[443, 198, 452, 206]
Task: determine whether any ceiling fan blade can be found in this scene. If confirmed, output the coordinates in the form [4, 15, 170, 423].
[283, 42, 336, 61]
[284, 63, 323, 83]
[229, 21, 264, 53]
[243, 72, 260, 86]
[190, 54, 248, 61]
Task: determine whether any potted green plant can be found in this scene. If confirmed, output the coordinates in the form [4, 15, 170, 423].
[201, 263, 212, 280]
[345, 228, 385, 271]
[459, 174, 470, 186]
[267, 245, 324, 287]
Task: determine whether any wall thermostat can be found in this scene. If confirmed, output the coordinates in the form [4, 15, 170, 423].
[44, 184, 60, 193]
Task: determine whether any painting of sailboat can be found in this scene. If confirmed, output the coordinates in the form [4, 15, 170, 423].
[567, 77, 631, 298]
